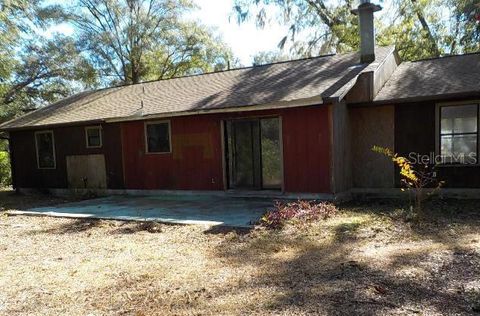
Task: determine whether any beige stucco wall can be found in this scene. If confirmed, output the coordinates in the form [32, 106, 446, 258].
[350, 105, 395, 188]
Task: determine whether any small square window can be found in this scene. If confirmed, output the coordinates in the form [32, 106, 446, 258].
[86, 127, 102, 148]
[145, 121, 171, 153]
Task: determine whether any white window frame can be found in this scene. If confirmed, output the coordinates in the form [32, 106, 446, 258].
[85, 126, 103, 149]
[144, 120, 172, 154]
[435, 100, 480, 166]
[34, 130, 56, 169]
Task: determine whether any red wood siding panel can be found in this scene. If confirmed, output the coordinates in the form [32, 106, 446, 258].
[121, 116, 224, 190]
[281, 106, 331, 193]
[121, 106, 332, 193]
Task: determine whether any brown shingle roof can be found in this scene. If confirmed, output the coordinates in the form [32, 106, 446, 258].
[0, 46, 394, 130]
[374, 52, 480, 103]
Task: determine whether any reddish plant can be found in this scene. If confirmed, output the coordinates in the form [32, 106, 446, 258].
[260, 200, 337, 229]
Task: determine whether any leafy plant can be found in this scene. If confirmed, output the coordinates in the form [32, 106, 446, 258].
[260, 200, 337, 229]
[372, 146, 444, 217]
[0, 150, 11, 187]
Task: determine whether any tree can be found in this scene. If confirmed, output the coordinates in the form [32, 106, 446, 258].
[234, 0, 474, 61]
[142, 22, 234, 80]
[0, 0, 42, 75]
[0, 0, 98, 123]
[234, 0, 359, 57]
[451, 0, 480, 53]
[252, 51, 290, 66]
[53, 0, 234, 85]
[0, 36, 97, 121]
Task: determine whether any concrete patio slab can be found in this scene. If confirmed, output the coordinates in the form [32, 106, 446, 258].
[8, 195, 276, 227]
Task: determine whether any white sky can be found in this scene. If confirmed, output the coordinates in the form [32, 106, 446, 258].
[186, 0, 289, 65]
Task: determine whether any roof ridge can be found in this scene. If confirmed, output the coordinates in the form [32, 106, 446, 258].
[409, 51, 480, 63]
[114, 52, 340, 88]
[28, 51, 343, 101]
[101, 47, 394, 89]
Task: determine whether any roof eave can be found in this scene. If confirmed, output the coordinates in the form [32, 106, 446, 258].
[0, 96, 324, 131]
[104, 96, 325, 124]
[352, 91, 480, 106]
[0, 118, 106, 132]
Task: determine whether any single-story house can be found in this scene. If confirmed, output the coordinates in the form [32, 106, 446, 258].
[1, 1, 479, 199]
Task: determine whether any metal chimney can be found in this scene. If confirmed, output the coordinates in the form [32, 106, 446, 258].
[351, 0, 382, 63]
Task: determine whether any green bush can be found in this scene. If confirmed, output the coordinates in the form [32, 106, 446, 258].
[0, 151, 11, 187]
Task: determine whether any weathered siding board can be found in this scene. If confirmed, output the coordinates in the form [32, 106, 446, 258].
[10, 123, 124, 189]
[66, 154, 108, 189]
[122, 106, 332, 193]
[331, 101, 352, 193]
[395, 101, 480, 188]
[350, 105, 395, 188]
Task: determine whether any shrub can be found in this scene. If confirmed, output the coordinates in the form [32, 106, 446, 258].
[0, 151, 11, 187]
[260, 200, 337, 229]
[372, 146, 444, 217]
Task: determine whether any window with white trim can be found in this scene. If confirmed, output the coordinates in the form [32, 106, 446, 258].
[439, 104, 478, 164]
[145, 121, 171, 153]
[35, 131, 56, 169]
[85, 126, 102, 148]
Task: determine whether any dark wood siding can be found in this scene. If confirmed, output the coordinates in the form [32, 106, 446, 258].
[395, 100, 480, 188]
[10, 123, 124, 189]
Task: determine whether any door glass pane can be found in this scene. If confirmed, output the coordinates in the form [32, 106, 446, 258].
[261, 118, 282, 188]
[233, 121, 254, 188]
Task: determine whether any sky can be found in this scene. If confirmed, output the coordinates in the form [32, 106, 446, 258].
[186, 0, 289, 65]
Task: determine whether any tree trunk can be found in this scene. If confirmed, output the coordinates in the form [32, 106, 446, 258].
[411, 0, 441, 57]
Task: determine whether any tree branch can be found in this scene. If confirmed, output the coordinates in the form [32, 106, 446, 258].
[411, 0, 440, 57]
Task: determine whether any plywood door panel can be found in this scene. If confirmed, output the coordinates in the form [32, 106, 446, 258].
[350, 105, 395, 188]
[66, 154, 107, 189]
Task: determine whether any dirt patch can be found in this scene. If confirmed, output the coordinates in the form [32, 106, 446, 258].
[1, 193, 479, 315]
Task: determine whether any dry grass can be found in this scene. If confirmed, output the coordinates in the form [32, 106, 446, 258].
[0, 191, 479, 315]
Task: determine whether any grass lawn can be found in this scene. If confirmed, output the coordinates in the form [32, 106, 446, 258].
[0, 190, 479, 315]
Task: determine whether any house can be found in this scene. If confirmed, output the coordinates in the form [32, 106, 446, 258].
[1, 1, 479, 199]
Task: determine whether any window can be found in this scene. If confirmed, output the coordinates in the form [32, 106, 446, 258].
[35, 131, 56, 169]
[145, 121, 171, 153]
[85, 126, 102, 148]
[439, 104, 478, 164]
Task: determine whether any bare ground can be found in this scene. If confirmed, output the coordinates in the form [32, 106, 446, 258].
[0, 190, 479, 315]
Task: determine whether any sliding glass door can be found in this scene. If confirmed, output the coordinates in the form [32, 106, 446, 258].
[226, 117, 282, 190]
